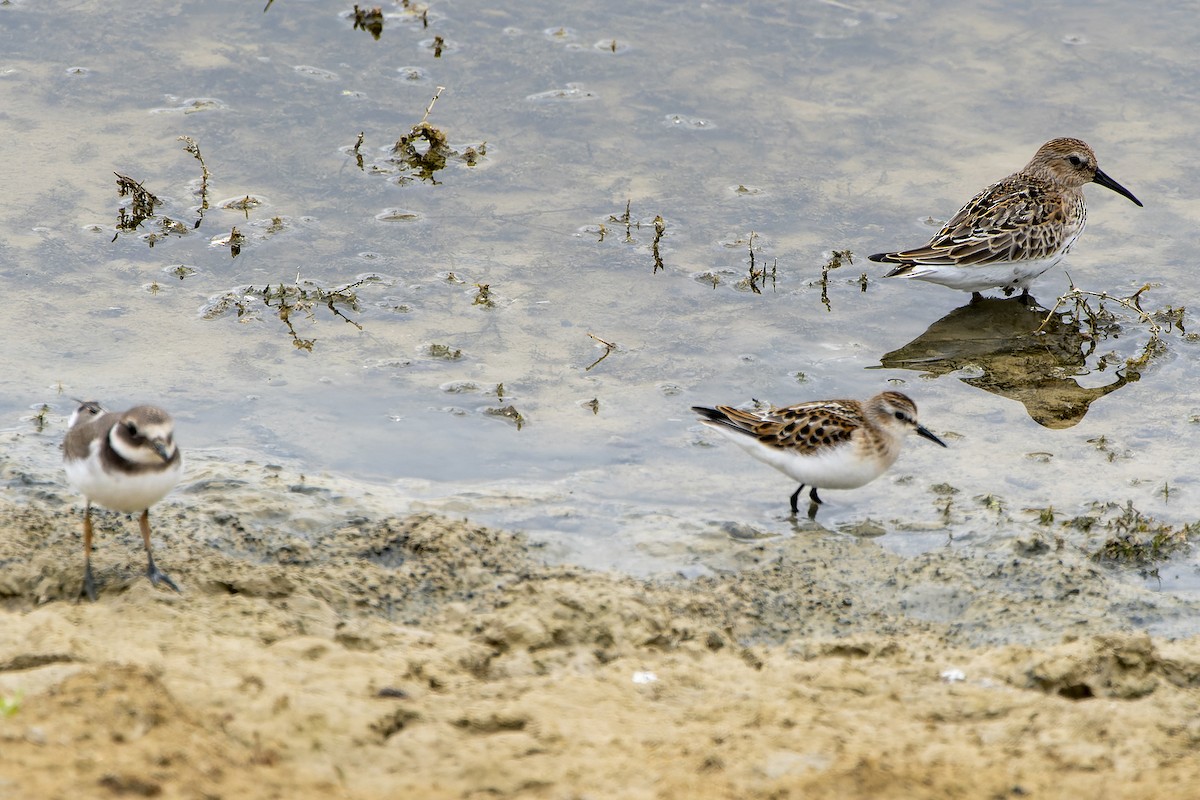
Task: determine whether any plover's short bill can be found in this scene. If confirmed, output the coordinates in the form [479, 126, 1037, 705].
[869, 137, 1142, 299]
[693, 391, 946, 514]
[63, 401, 183, 601]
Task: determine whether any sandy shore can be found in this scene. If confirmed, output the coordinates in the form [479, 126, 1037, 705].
[1, 451, 1199, 799]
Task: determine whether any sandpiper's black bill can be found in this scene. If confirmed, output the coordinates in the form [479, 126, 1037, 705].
[916, 424, 948, 447]
[1092, 167, 1143, 207]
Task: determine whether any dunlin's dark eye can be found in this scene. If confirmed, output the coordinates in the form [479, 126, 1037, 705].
[1068, 155, 1083, 166]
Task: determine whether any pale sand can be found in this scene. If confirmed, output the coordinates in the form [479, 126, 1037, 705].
[1, 452, 1198, 798]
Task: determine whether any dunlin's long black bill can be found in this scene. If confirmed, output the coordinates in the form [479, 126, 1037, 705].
[1092, 167, 1143, 207]
[916, 425, 948, 447]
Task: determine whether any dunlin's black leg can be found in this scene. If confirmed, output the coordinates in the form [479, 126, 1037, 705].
[809, 487, 823, 505]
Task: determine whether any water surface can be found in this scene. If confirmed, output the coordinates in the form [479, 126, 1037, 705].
[1, 0, 1198, 605]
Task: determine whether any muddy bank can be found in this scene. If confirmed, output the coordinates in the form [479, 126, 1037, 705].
[1, 455, 1199, 798]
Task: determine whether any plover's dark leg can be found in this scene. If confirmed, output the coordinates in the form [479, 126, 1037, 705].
[789, 485, 807, 515]
[809, 487, 824, 505]
[81, 503, 97, 602]
[139, 510, 180, 593]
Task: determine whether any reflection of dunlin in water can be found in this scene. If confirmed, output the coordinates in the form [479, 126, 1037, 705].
[876, 297, 1136, 429]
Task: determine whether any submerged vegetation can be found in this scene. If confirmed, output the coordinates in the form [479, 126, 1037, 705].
[114, 137, 212, 246]
[1038, 280, 1186, 376]
[179, 135, 210, 228]
[351, 5, 384, 39]
[113, 173, 161, 240]
[1068, 501, 1196, 571]
[203, 276, 379, 351]
[738, 232, 776, 294]
[351, 87, 488, 184]
[818, 249, 859, 311]
[592, 200, 669, 273]
[585, 333, 617, 372]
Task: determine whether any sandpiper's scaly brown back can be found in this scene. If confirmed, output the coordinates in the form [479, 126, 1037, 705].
[693, 391, 946, 515]
[869, 138, 1142, 300]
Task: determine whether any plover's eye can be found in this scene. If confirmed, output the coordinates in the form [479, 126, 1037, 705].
[125, 422, 139, 437]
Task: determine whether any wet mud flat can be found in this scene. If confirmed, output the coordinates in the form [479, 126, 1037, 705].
[0, 452, 1198, 798]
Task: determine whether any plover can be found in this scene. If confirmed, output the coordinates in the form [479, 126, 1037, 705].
[693, 391, 946, 514]
[63, 401, 183, 601]
[869, 138, 1142, 299]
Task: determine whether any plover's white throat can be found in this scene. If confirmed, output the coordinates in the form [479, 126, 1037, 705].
[869, 137, 1143, 300]
[693, 391, 946, 514]
[63, 401, 183, 601]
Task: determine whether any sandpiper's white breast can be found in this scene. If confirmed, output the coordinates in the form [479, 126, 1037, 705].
[65, 439, 183, 513]
[712, 427, 896, 490]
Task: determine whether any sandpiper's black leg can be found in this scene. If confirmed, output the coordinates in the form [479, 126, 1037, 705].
[809, 487, 824, 505]
[970, 291, 984, 303]
[80, 503, 98, 602]
[789, 485, 806, 515]
[140, 510, 180, 594]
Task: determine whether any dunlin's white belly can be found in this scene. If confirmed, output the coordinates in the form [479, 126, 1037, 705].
[900, 254, 1064, 293]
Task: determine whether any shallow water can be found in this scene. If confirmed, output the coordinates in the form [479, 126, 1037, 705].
[2, 1, 1199, 608]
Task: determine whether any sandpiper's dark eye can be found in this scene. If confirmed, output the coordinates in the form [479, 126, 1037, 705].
[125, 422, 138, 437]
[1068, 155, 1083, 166]
[894, 411, 905, 420]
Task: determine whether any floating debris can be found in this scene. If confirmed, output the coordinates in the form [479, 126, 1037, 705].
[374, 208, 422, 222]
[202, 277, 375, 351]
[357, 87, 488, 185]
[166, 264, 197, 281]
[597, 200, 668, 273]
[662, 114, 714, 129]
[113, 138, 215, 246]
[484, 405, 526, 430]
[1039, 281, 1185, 376]
[428, 343, 463, 360]
[178, 136, 210, 228]
[818, 249, 854, 311]
[585, 333, 616, 371]
[228, 226, 246, 258]
[294, 65, 339, 81]
[352, 5, 384, 39]
[737, 232, 776, 294]
[149, 97, 227, 115]
[526, 84, 596, 103]
[113, 173, 161, 238]
[219, 195, 267, 216]
[1078, 501, 1196, 570]
[651, 216, 666, 273]
[472, 283, 495, 308]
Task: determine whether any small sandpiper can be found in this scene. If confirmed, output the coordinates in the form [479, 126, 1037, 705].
[693, 391, 946, 514]
[869, 137, 1143, 300]
[63, 401, 183, 601]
